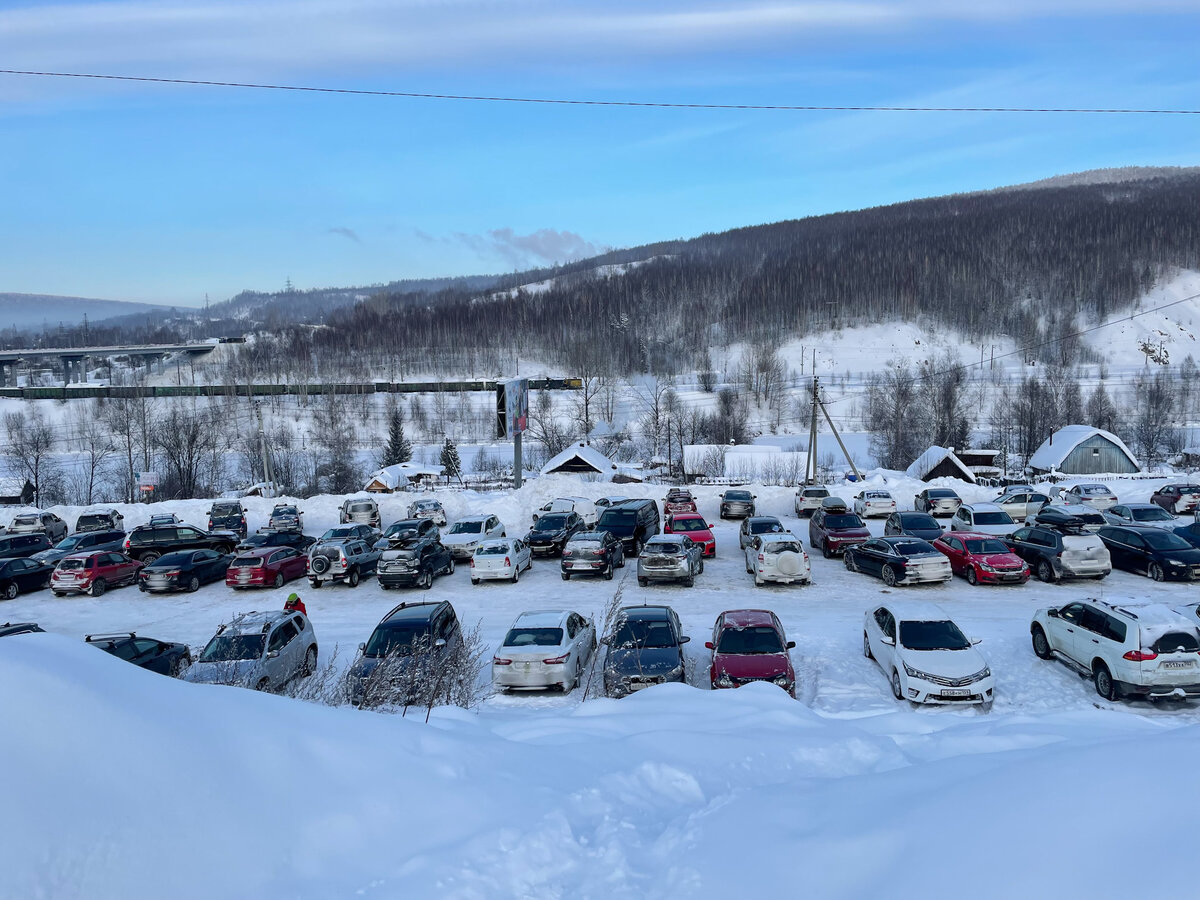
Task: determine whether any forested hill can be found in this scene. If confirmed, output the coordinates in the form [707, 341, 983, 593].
[309, 170, 1200, 376]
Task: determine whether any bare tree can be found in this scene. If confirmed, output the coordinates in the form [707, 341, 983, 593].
[72, 403, 116, 505]
[153, 403, 222, 498]
[3, 408, 60, 506]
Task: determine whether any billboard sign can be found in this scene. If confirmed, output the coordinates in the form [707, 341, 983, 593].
[496, 378, 529, 438]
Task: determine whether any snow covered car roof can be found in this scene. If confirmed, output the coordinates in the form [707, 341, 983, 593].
[510, 609, 571, 629]
[718, 609, 779, 629]
[884, 600, 957, 621]
[218, 611, 293, 635]
[964, 502, 1005, 513]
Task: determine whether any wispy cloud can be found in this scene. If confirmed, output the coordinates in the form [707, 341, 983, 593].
[439, 228, 600, 268]
[328, 226, 361, 244]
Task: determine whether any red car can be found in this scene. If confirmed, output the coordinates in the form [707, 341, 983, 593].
[932, 530, 1030, 585]
[663, 513, 716, 557]
[51, 551, 142, 597]
[808, 505, 870, 558]
[706, 609, 796, 697]
[664, 490, 698, 516]
[225, 546, 310, 589]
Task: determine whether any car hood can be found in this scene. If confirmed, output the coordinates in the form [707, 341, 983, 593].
[606, 646, 682, 677]
[906, 527, 943, 541]
[1161, 547, 1200, 564]
[713, 652, 791, 680]
[670, 527, 713, 542]
[900, 647, 986, 678]
[978, 552, 1025, 568]
[442, 532, 483, 546]
[827, 526, 870, 539]
[32, 549, 67, 564]
[183, 659, 262, 685]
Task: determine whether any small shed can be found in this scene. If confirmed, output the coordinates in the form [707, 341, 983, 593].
[364, 465, 412, 493]
[906, 447, 977, 483]
[0, 478, 35, 506]
[957, 449, 1002, 480]
[1029, 426, 1139, 475]
[540, 443, 618, 480]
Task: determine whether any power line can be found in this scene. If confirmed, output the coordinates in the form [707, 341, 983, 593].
[2, 69, 1199, 115]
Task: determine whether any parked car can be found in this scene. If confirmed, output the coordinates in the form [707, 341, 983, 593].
[125, 523, 237, 564]
[308, 539, 380, 588]
[744, 532, 810, 587]
[442, 514, 505, 559]
[50, 551, 140, 597]
[739, 515, 787, 550]
[339, 497, 381, 529]
[1062, 483, 1118, 511]
[532, 497, 598, 528]
[0, 622, 44, 637]
[32, 529, 126, 566]
[206, 501, 247, 538]
[663, 513, 715, 557]
[492, 610, 596, 692]
[7, 511, 67, 543]
[853, 490, 897, 519]
[950, 503, 1016, 537]
[185, 610, 318, 691]
[883, 511, 943, 542]
[1108, 503, 1178, 529]
[74, 508, 125, 534]
[1096, 525, 1200, 582]
[0, 533, 52, 560]
[1025, 503, 1107, 532]
[1173, 519, 1200, 549]
[864, 601, 994, 707]
[525, 511, 585, 557]
[718, 489, 756, 519]
[346, 601, 462, 707]
[267, 504, 304, 532]
[314, 524, 380, 547]
[147, 513, 182, 527]
[595, 499, 660, 556]
[379, 537, 454, 589]
[637, 535, 704, 586]
[406, 498, 447, 526]
[236, 530, 316, 553]
[707, 609, 796, 696]
[594, 496, 628, 513]
[138, 549, 232, 593]
[470, 537, 531, 585]
[808, 506, 870, 558]
[602, 605, 689, 698]
[379, 518, 439, 549]
[914, 488, 962, 517]
[1031, 601, 1200, 701]
[561, 530, 626, 580]
[225, 547, 309, 589]
[993, 490, 1051, 521]
[0, 557, 54, 599]
[1150, 483, 1200, 515]
[794, 485, 831, 517]
[85, 632, 191, 676]
[663, 489, 698, 516]
[844, 537, 952, 586]
[931, 532, 1029, 585]
[1006, 524, 1111, 582]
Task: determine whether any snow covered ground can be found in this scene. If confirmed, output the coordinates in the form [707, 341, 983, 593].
[3, 473, 1200, 898]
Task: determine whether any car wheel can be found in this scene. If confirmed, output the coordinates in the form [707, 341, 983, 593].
[863, 632, 873, 659]
[881, 566, 897, 587]
[966, 567, 978, 586]
[52, 591, 65, 598]
[216, 544, 233, 555]
[1036, 559, 1055, 583]
[255, 677, 271, 692]
[1150, 562, 1165, 582]
[347, 568, 360, 587]
[698, 560, 704, 575]
[754, 574, 763, 586]
[634, 540, 644, 558]
[140, 551, 161, 564]
[638, 577, 648, 587]
[310, 579, 321, 589]
[845, 554, 857, 573]
[273, 573, 284, 588]
[302, 645, 317, 677]
[604, 564, 613, 580]
[472, 578, 480, 585]
[171, 654, 191, 677]
[1094, 663, 1118, 701]
[421, 569, 433, 590]
[1031, 625, 1053, 660]
[446, 558, 455, 575]
[891, 669, 904, 700]
[561, 573, 570, 581]
[188, 576, 200, 593]
[89, 579, 107, 598]
[3, 582, 17, 600]
[683, 575, 695, 587]
[823, 544, 833, 559]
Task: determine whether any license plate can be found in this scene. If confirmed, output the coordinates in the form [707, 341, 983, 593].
[1162, 661, 1194, 669]
[940, 688, 969, 697]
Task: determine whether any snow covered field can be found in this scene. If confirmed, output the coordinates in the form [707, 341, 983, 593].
[3, 473, 1200, 898]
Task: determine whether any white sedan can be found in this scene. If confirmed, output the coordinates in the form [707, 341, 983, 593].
[744, 533, 811, 586]
[853, 490, 897, 519]
[863, 601, 994, 708]
[492, 610, 597, 692]
[442, 514, 505, 558]
[471, 538, 532, 584]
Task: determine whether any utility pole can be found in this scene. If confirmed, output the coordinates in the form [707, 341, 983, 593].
[805, 377, 820, 484]
[254, 402, 275, 497]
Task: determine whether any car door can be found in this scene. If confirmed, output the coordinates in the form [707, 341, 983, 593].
[1006, 528, 1037, 566]
[1101, 529, 1136, 571]
[108, 552, 136, 583]
[266, 620, 300, 684]
[276, 548, 302, 579]
[1074, 605, 1112, 668]
[1121, 531, 1151, 574]
[10, 558, 35, 591]
[864, 540, 892, 577]
[869, 607, 897, 672]
[132, 637, 171, 674]
[1049, 602, 1086, 662]
[939, 535, 966, 574]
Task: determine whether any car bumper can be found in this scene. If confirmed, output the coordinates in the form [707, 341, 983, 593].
[638, 563, 692, 581]
[226, 576, 271, 587]
[906, 676, 994, 705]
[605, 672, 684, 697]
[445, 545, 478, 559]
[493, 663, 568, 689]
[860, 506, 896, 518]
[929, 503, 960, 517]
[1059, 561, 1111, 578]
[1117, 680, 1200, 699]
[721, 504, 753, 518]
[378, 569, 422, 586]
[896, 568, 953, 585]
[472, 567, 516, 580]
[528, 543, 564, 556]
[974, 568, 1029, 584]
[138, 577, 181, 592]
[824, 538, 866, 556]
[50, 581, 90, 594]
[755, 568, 811, 585]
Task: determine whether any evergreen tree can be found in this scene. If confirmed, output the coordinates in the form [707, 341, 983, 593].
[381, 409, 413, 467]
[440, 437, 463, 484]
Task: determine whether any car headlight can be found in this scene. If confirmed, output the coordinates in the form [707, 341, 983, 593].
[717, 672, 734, 688]
[773, 674, 793, 688]
[979, 562, 997, 573]
[902, 661, 934, 681]
[1168, 559, 1185, 568]
[973, 667, 992, 682]
[665, 665, 684, 681]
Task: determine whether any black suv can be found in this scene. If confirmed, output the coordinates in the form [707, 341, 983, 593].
[526, 511, 585, 557]
[0, 622, 45, 638]
[602, 605, 689, 698]
[562, 530, 626, 580]
[125, 524, 237, 563]
[0, 533, 52, 560]
[596, 499, 661, 556]
[346, 600, 464, 707]
[85, 632, 192, 676]
[32, 529, 126, 566]
[208, 501, 248, 538]
[236, 530, 317, 553]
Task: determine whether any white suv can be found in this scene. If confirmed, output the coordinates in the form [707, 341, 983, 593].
[794, 486, 831, 517]
[853, 490, 896, 519]
[1030, 600, 1200, 701]
[744, 532, 811, 587]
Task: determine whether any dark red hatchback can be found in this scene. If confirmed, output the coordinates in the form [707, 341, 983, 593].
[706, 609, 796, 697]
[225, 546, 310, 589]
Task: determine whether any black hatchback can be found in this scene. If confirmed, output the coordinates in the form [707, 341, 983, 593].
[85, 632, 192, 676]
[1097, 525, 1200, 582]
[883, 511, 943, 542]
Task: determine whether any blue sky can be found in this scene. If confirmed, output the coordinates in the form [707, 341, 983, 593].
[1, 0, 1198, 306]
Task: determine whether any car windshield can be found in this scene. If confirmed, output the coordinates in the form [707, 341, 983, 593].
[231, 555, 263, 567]
[199, 634, 265, 662]
[1133, 507, 1173, 522]
[76, 515, 108, 528]
[899, 620, 971, 651]
[929, 490, 956, 499]
[751, 520, 783, 533]
[764, 540, 802, 554]
[321, 527, 356, 540]
[151, 552, 191, 567]
[610, 618, 677, 649]
[717, 625, 785, 654]
[56, 535, 86, 550]
[725, 491, 752, 501]
[535, 515, 569, 531]
[57, 557, 87, 570]
[902, 514, 938, 528]
[824, 514, 862, 529]
[965, 538, 1009, 554]
[502, 627, 563, 647]
[600, 510, 637, 522]
[364, 624, 431, 658]
[1142, 530, 1192, 550]
[476, 544, 508, 555]
[894, 541, 933, 557]
[211, 504, 240, 516]
[973, 511, 1013, 525]
[449, 521, 483, 534]
[672, 517, 706, 530]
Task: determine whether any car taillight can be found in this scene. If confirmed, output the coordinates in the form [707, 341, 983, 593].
[562, 549, 573, 557]
[504, 556, 511, 567]
[758, 554, 765, 561]
[543, 654, 569, 665]
[469, 558, 475, 567]
[493, 657, 512, 666]
[1123, 650, 1158, 661]
[339, 558, 347, 568]
[165, 570, 181, 577]
[123, 538, 130, 550]
[208, 520, 214, 529]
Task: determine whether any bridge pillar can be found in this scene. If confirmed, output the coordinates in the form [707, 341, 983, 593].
[0, 362, 11, 388]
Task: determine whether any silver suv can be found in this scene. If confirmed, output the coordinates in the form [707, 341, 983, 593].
[340, 497, 381, 528]
[308, 539, 380, 587]
[185, 610, 318, 691]
[636, 535, 704, 587]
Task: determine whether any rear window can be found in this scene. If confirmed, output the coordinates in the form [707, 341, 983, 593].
[476, 545, 508, 556]
[1151, 631, 1200, 654]
[211, 504, 241, 516]
[973, 511, 1013, 525]
[58, 557, 89, 570]
[76, 514, 109, 527]
[349, 503, 374, 513]
[764, 540, 802, 554]
[803, 489, 829, 498]
[232, 555, 263, 567]
[929, 490, 956, 499]
[502, 627, 563, 647]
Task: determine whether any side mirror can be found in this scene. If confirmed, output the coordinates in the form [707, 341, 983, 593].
[970, 638, 982, 646]
[1047, 608, 1060, 618]
[881, 636, 895, 646]
[679, 635, 691, 643]
[786, 640, 796, 649]
[358, 642, 366, 653]
[267, 650, 280, 659]
[600, 636, 610, 645]
[434, 638, 447, 649]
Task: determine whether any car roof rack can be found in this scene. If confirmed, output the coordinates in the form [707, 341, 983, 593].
[85, 632, 136, 642]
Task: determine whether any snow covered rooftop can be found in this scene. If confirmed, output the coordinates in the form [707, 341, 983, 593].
[540, 443, 617, 477]
[1029, 425, 1138, 472]
[905, 446, 976, 483]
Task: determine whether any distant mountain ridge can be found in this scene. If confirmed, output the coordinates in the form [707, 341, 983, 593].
[0, 293, 175, 331]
